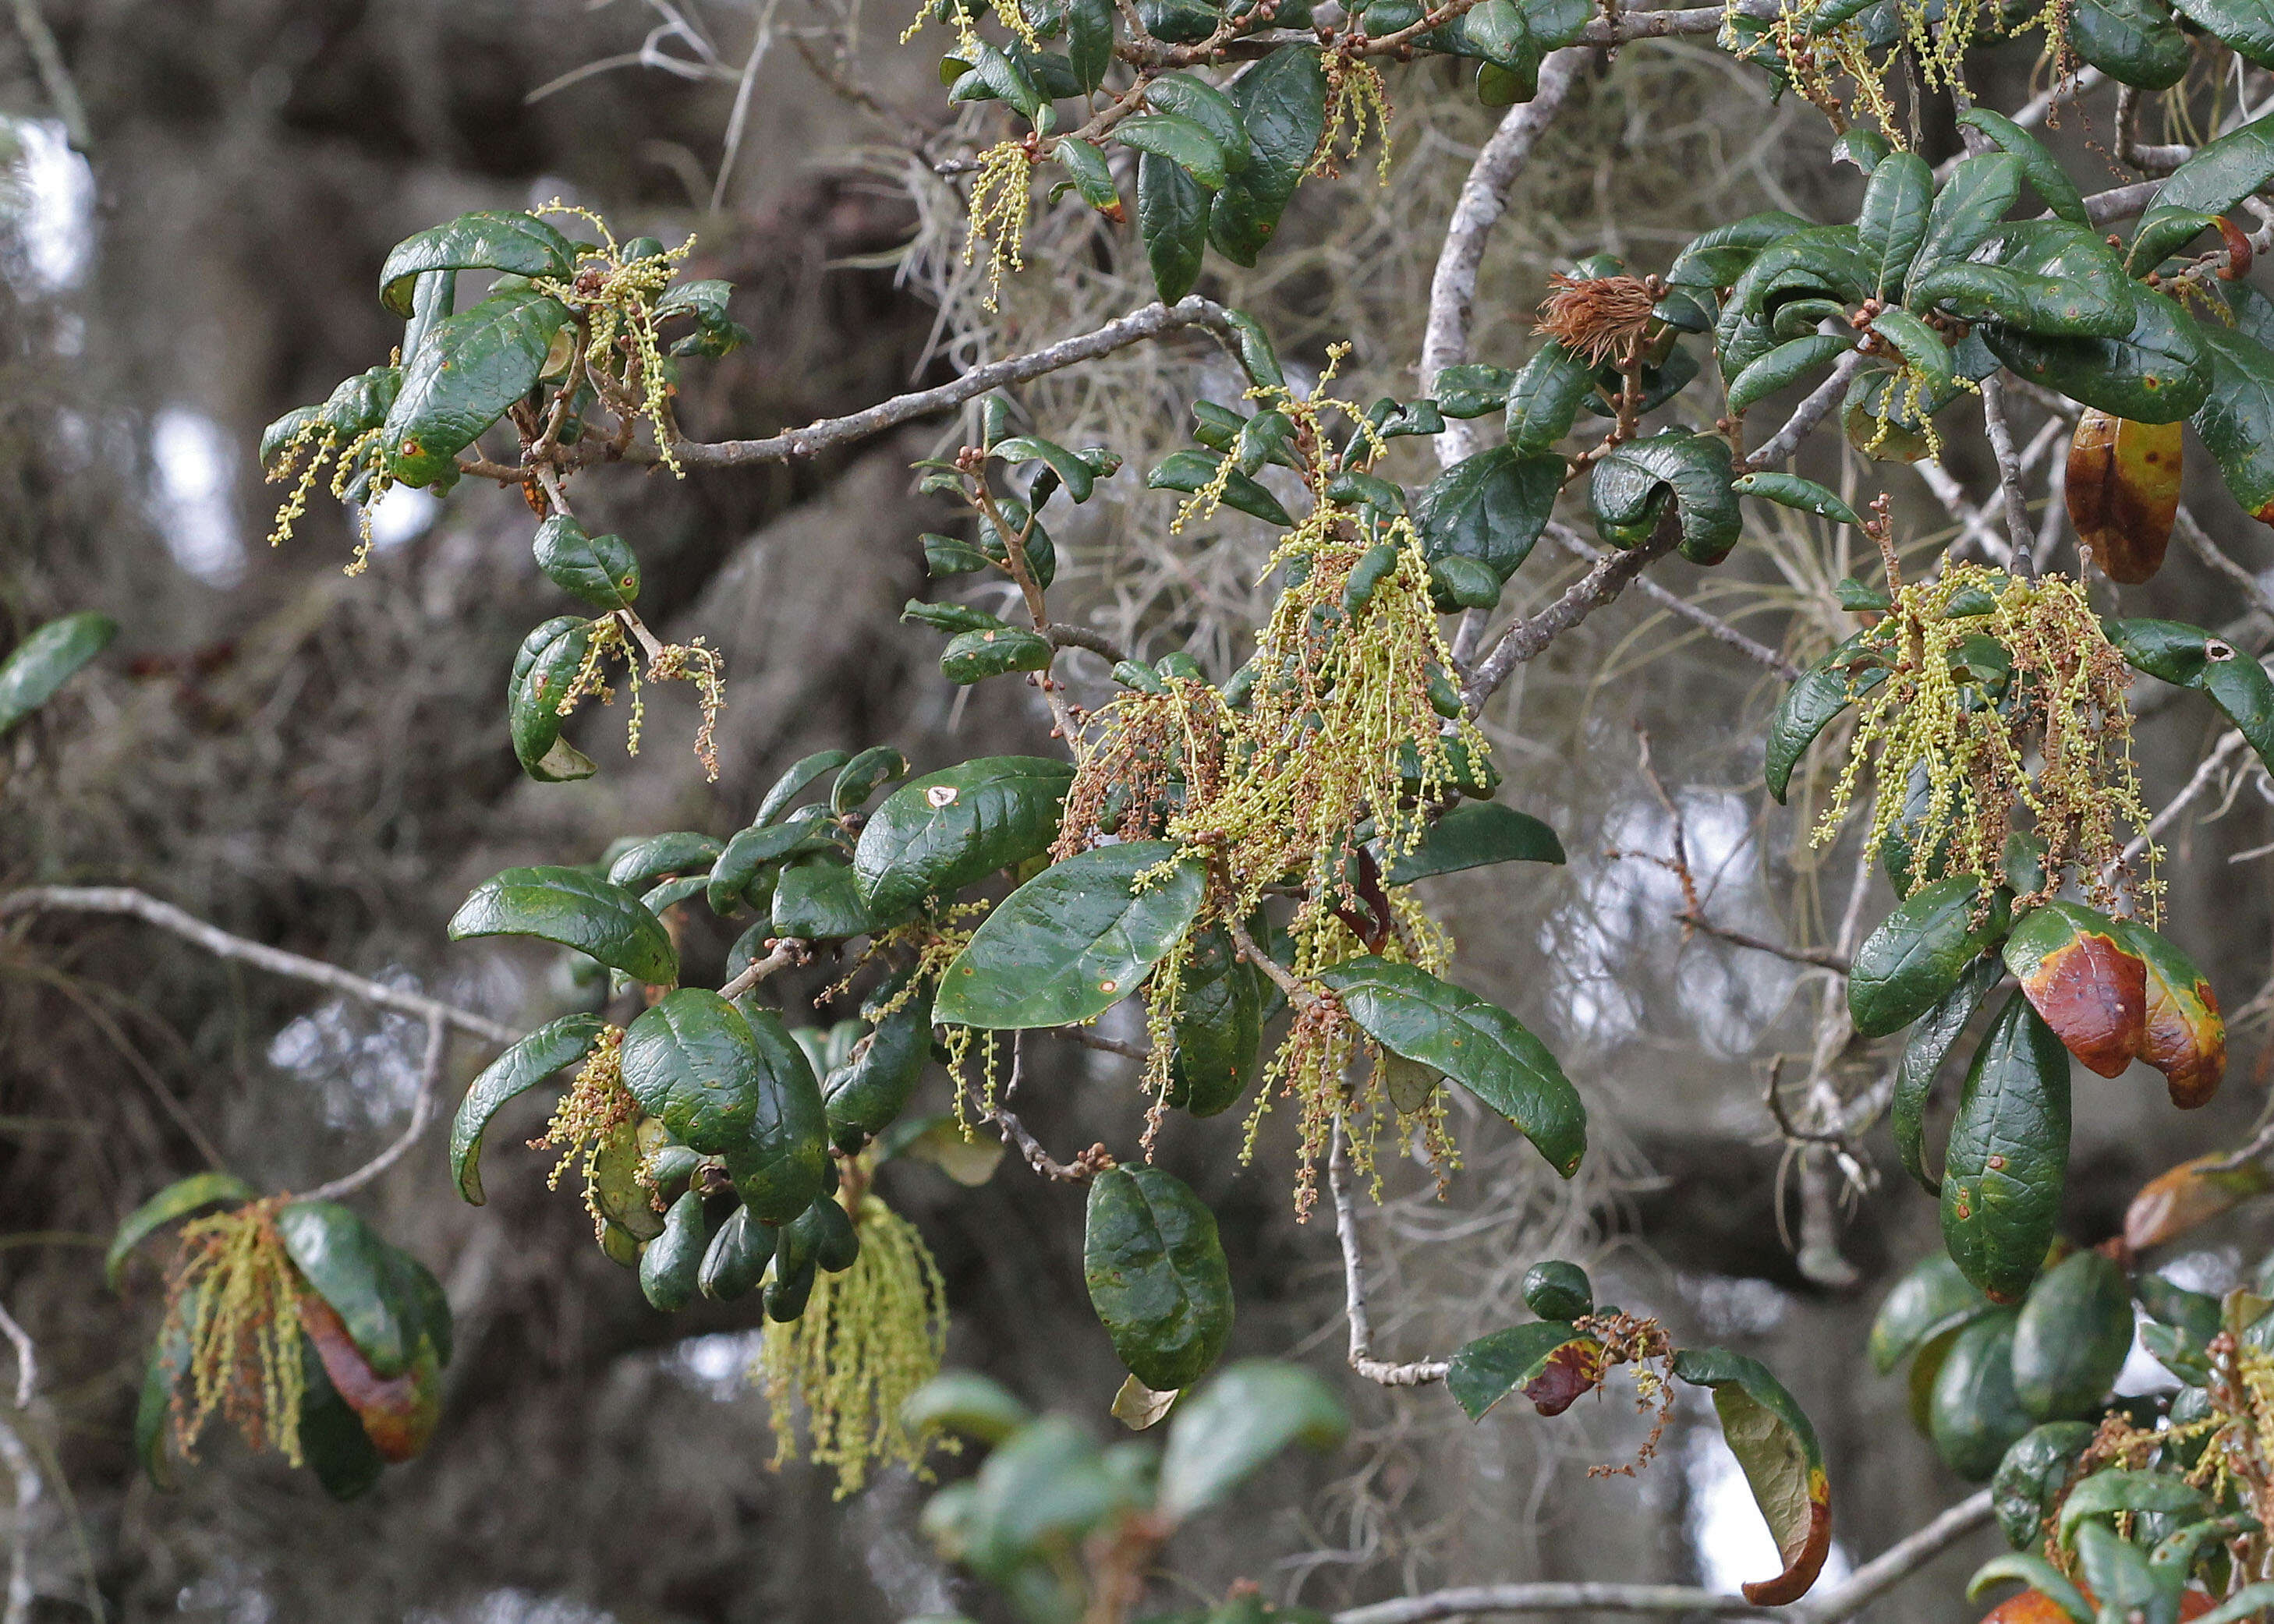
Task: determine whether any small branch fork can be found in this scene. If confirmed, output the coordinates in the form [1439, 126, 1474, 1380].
[1329, 1123, 1448, 1387]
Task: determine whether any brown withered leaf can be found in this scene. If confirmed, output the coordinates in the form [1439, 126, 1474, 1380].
[2066, 410, 2181, 586]
[2123, 1152, 2272, 1251]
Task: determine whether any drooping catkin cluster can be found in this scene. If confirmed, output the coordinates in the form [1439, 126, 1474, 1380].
[1312, 52, 1394, 182]
[160, 1198, 308, 1466]
[532, 201, 696, 477]
[555, 614, 727, 783]
[530, 1025, 635, 1238]
[1050, 369, 1479, 1206]
[756, 1192, 949, 1498]
[263, 422, 392, 574]
[1748, 0, 2070, 139]
[1815, 563, 2155, 915]
[962, 141, 1036, 313]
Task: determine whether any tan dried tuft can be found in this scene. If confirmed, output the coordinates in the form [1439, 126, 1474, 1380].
[1534, 273, 1658, 368]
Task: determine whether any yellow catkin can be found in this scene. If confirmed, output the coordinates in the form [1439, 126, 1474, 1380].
[962, 141, 1036, 313]
[553, 614, 728, 783]
[1815, 562, 2158, 918]
[530, 1025, 634, 1238]
[532, 202, 696, 478]
[756, 1191, 949, 1498]
[160, 1198, 308, 1467]
[1052, 363, 1479, 1209]
[1311, 55, 1394, 182]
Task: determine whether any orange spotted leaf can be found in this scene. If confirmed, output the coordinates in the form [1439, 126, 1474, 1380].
[2110, 919, 2226, 1109]
[2064, 410, 2181, 585]
[298, 1293, 441, 1464]
[2003, 902, 2148, 1078]
[2123, 1153, 2271, 1251]
[1672, 1347, 1832, 1605]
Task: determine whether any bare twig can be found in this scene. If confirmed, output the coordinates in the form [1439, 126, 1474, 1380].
[1677, 915, 1851, 973]
[1330, 1123, 1449, 1387]
[597, 298, 1235, 469]
[0, 1410, 35, 1624]
[1419, 47, 1589, 468]
[1228, 918, 1317, 1010]
[2175, 505, 2274, 622]
[1737, 352, 1868, 472]
[717, 936, 813, 1002]
[301, 1010, 448, 1202]
[0, 1305, 30, 1410]
[2123, 729, 2252, 866]
[1979, 377, 2037, 575]
[988, 1106, 1100, 1181]
[1461, 530, 1680, 710]
[1549, 525, 1799, 679]
[1046, 1027, 1149, 1061]
[0, 887, 519, 1046]
[8, 0, 89, 150]
[1331, 1490, 1996, 1623]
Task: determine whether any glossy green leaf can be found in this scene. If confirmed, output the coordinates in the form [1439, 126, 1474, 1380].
[2106, 618, 2274, 774]
[532, 515, 640, 611]
[449, 1012, 607, 1204]
[0, 610, 116, 737]
[1763, 632, 1876, 803]
[1856, 150, 1932, 296]
[2136, 114, 2274, 276]
[1410, 445, 1561, 582]
[1909, 153, 2021, 291]
[1848, 876, 2010, 1038]
[379, 210, 576, 316]
[1929, 1308, 2033, 1480]
[853, 756, 1075, 916]
[2068, 0, 2191, 86]
[639, 1189, 708, 1312]
[1868, 309, 1953, 398]
[2010, 1247, 2131, 1421]
[1084, 1166, 1234, 1391]
[709, 805, 833, 915]
[698, 1203, 774, 1302]
[1868, 1247, 1996, 1375]
[1430, 363, 1516, 418]
[1503, 341, 1596, 455]
[2189, 313, 2274, 524]
[506, 616, 596, 783]
[823, 976, 934, 1148]
[1982, 286, 2211, 423]
[903, 1369, 1036, 1444]
[1067, 0, 1116, 87]
[756, 748, 852, 824]
[950, 43, 1047, 119]
[1156, 1360, 1348, 1523]
[1164, 926, 1263, 1116]
[831, 745, 909, 815]
[933, 840, 1206, 1029]
[1384, 802, 1564, 883]
[1670, 1347, 1833, 1605]
[448, 865, 678, 984]
[1146, 448, 1294, 525]
[1144, 71, 1245, 155]
[1957, 109, 2089, 225]
[621, 989, 775, 1155]
[1667, 211, 1812, 293]
[106, 1172, 257, 1291]
[1992, 1420, 2096, 1549]
[1727, 335, 1854, 413]
[1941, 993, 2072, 1305]
[777, 854, 894, 940]
[1914, 221, 2133, 339]
[2058, 1468, 2209, 1549]
[1589, 430, 1741, 564]
[653, 277, 749, 357]
[1055, 136, 1122, 215]
[718, 1004, 831, 1224]
[1447, 1320, 1603, 1419]
[609, 831, 724, 890]
[1119, 112, 1227, 189]
[1717, 225, 1868, 346]
[1317, 957, 1585, 1177]
[1730, 471, 1862, 530]
[275, 1200, 415, 1378]
[1966, 1555, 2095, 1623]
[1892, 954, 2004, 1196]
[941, 624, 1054, 683]
[381, 287, 574, 487]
